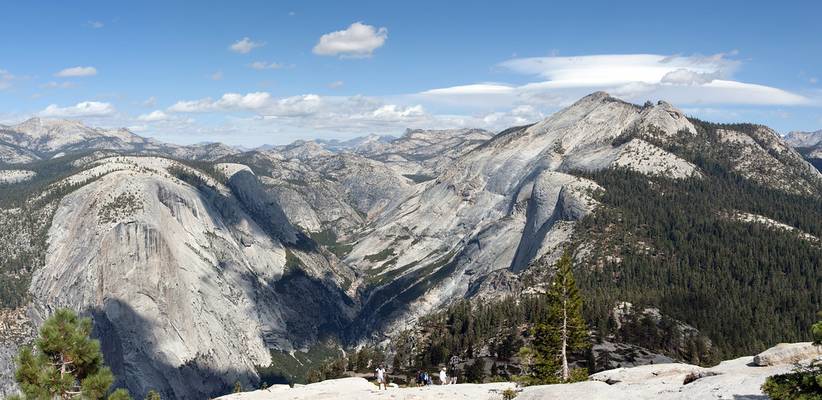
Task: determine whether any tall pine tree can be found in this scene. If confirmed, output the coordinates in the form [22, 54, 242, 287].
[531, 250, 590, 383]
[11, 309, 130, 400]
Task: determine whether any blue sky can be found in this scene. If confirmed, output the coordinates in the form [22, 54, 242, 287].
[0, 0, 820, 146]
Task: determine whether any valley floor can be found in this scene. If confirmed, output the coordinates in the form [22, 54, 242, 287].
[217, 343, 822, 400]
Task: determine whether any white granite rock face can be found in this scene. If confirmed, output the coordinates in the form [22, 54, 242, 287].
[784, 130, 822, 148]
[215, 342, 816, 400]
[0, 169, 36, 184]
[23, 157, 355, 399]
[348, 93, 712, 335]
[753, 342, 822, 366]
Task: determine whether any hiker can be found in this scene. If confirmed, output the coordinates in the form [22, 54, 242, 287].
[375, 364, 387, 390]
[416, 370, 425, 386]
[439, 367, 448, 385]
[448, 366, 458, 385]
[448, 355, 460, 384]
[425, 371, 433, 386]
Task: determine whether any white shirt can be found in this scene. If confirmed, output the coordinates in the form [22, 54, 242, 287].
[439, 370, 447, 382]
[376, 368, 385, 380]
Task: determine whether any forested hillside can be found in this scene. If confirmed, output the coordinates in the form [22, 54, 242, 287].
[575, 119, 822, 358]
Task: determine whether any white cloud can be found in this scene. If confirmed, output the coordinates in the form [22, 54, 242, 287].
[328, 80, 344, 89]
[39, 101, 115, 117]
[218, 92, 272, 109]
[313, 22, 387, 57]
[137, 110, 170, 122]
[499, 53, 738, 85]
[167, 91, 437, 133]
[370, 104, 424, 120]
[420, 53, 807, 107]
[660, 68, 721, 85]
[480, 105, 544, 127]
[40, 81, 76, 89]
[55, 66, 97, 77]
[88, 20, 104, 29]
[422, 83, 515, 96]
[141, 96, 157, 107]
[168, 92, 273, 113]
[210, 71, 223, 80]
[0, 69, 14, 90]
[229, 37, 264, 54]
[249, 61, 284, 70]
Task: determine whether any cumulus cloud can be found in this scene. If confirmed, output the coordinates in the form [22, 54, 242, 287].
[229, 37, 264, 54]
[370, 104, 425, 120]
[249, 61, 284, 70]
[55, 66, 97, 77]
[167, 91, 437, 133]
[313, 22, 387, 57]
[39, 101, 115, 117]
[168, 92, 273, 113]
[137, 110, 170, 122]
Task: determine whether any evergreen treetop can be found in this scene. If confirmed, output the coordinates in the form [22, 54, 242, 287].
[11, 308, 130, 400]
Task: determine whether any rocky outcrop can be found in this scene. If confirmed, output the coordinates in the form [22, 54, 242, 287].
[0, 170, 36, 184]
[0, 308, 35, 398]
[752, 342, 822, 366]
[214, 342, 816, 399]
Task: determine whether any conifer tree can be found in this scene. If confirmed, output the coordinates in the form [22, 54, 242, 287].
[531, 251, 589, 383]
[11, 308, 130, 399]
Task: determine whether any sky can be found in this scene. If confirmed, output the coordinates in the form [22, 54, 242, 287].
[0, 0, 820, 146]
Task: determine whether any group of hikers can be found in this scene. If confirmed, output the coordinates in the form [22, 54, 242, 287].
[373, 363, 459, 390]
[415, 367, 458, 386]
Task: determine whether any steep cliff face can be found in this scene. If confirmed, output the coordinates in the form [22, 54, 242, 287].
[23, 157, 355, 399]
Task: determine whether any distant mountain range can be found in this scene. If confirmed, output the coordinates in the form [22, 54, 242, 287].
[0, 92, 820, 399]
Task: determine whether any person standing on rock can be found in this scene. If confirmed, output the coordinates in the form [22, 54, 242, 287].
[448, 355, 460, 384]
[439, 367, 448, 385]
[375, 364, 387, 390]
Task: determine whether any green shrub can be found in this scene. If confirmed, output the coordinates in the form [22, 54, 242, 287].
[761, 361, 822, 400]
[501, 387, 518, 400]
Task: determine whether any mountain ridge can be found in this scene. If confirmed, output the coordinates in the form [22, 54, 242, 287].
[0, 92, 820, 399]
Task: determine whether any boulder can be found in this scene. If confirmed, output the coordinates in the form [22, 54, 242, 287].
[753, 342, 822, 366]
